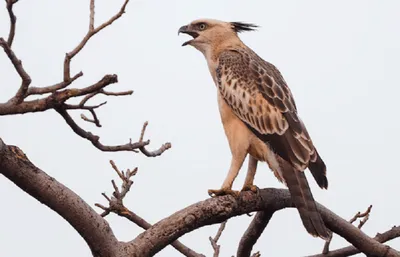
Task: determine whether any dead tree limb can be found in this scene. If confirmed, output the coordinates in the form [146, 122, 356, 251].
[322, 205, 373, 254]
[237, 211, 274, 257]
[5, 0, 17, 46]
[209, 221, 228, 257]
[95, 160, 205, 257]
[127, 190, 400, 257]
[0, 0, 170, 156]
[1, 138, 399, 257]
[307, 225, 400, 257]
[0, 138, 120, 257]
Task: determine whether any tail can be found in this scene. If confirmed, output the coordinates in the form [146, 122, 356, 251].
[279, 158, 330, 240]
[308, 150, 328, 189]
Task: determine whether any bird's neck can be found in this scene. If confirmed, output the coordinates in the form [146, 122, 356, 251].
[204, 38, 246, 84]
[210, 37, 245, 62]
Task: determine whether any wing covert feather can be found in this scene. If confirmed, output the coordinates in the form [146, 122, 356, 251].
[216, 48, 326, 177]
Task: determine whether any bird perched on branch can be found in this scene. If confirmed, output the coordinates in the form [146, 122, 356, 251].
[178, 19, 330, 239]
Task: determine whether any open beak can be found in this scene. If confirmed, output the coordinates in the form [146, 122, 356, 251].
[178, 25, 199, 46]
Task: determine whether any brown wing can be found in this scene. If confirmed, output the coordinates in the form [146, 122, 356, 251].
[216, 48, 327, 188]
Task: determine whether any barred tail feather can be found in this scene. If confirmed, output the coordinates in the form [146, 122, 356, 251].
[295, 171, 330, 239]
[278, 157, 330, 240]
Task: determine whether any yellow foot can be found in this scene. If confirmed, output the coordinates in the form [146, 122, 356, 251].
[241, 184, 259, 194]
[208, 188, 239, 198]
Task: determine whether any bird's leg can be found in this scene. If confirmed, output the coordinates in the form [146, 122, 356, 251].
[241, 155, 259, 193]
[208, 152, 247, 197]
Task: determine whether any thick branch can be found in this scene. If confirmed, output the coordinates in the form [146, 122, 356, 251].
[127, 189, 400, 257]
[237, 211, 273, 257]
[0, 138, 120, 257]
[307, 226, 400, 257]
[109, 207, 205, 257]
[2, 136, 399, 257]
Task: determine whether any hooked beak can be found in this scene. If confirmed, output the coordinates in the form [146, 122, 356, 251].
[178, 25, 199, 46]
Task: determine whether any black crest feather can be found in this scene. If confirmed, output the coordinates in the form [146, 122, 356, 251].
[230, 22, 259, 33]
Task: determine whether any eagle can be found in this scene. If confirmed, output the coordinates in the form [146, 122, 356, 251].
[179, 19, 330, 239]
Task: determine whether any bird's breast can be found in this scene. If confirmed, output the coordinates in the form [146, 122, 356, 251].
[217, 92, 278, 169]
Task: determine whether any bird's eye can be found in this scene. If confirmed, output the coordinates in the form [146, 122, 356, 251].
[199, 23, 207, 30]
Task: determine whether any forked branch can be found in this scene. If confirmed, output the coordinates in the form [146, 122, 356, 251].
[95, 160, 204, 257]
[209, 221, 227, 257]
[63, 0, 129, 81]
[322, 205, 373, 254]
[0, 0, 170, 157]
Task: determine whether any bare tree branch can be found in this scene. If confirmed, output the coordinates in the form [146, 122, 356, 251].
[26, 71, 83, 96]
[0, 138, 120, 257]
[0, 0, 170, 158]
[237, 211, 273, 257]
[2, 137, 400, 257]
[209, 221, 227, 257]
[127, 190, 400, 257]
[79, 88, 133, 107]
[89, 0, 95, 31]
[81, 109, 101, 127]
[137, 121, 172, 157]
[57, 108, 164, 153]
[0, 37, 32, 104]
[5, 0, 17, 46]
[322, 205, 373, 254]
[63, 0, 129, 81]
[350, 205, 372, 229]
[95, 160, 205, 257]
[307, 225, 400, 257]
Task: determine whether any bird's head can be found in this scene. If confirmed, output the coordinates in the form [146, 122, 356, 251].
[178, 19, 258, 54]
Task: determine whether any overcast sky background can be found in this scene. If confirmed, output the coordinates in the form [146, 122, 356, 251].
[1, 0, 400, 256]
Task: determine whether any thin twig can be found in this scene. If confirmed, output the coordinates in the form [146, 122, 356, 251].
[89, 0, 95, 31]
[137, 121, 172, 157]
[80, 109, 101, 127]
[209, 221, 227, 257]
[56, 108, 148, 152]
[0, 37, 32, 104]
[308, 225, 400, 257]
[65, 101, 107, 110]
[63, 0, 129, 81]
[5, 0, 18, 46]
[0, 0, 170, 158]
[79, 88, 133, 107]
[27, 72, 83, 96]
[95, 161, 205, 257]
[322, 205, 373, 254]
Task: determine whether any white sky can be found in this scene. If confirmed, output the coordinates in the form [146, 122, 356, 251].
[1, 0, 400, 256]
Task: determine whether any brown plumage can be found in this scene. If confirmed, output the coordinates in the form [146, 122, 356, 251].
[179, 19, 330, 239]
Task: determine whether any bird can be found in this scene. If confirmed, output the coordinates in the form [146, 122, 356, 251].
[178, 19, 330, 240]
